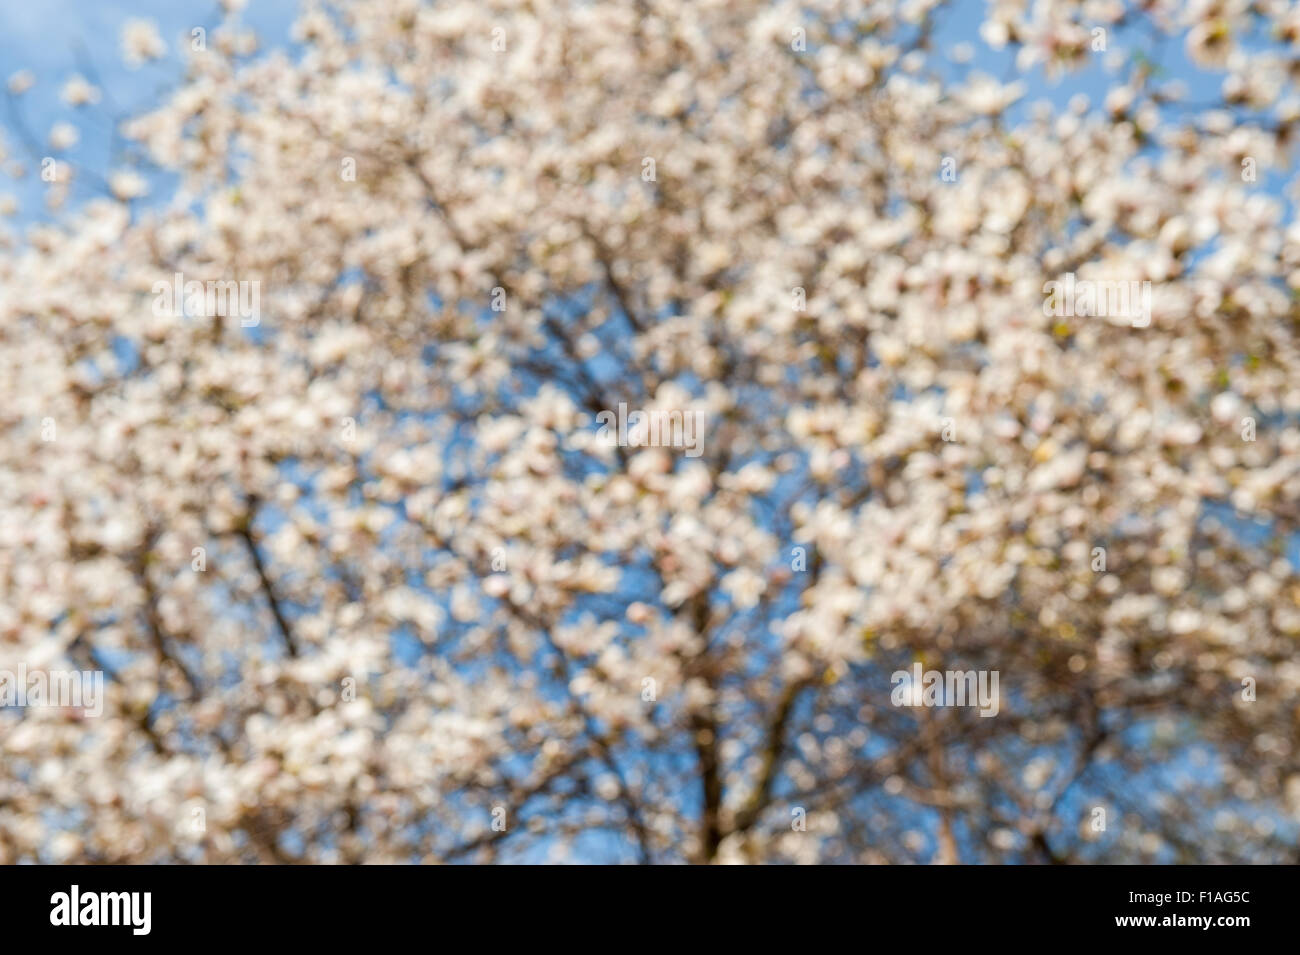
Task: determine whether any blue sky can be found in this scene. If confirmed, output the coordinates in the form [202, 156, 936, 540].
[0, 0, 296, 222]
[2, 0, 1289, 224]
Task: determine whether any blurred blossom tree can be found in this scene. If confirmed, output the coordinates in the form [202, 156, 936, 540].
[2, 0, 1300, 864]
